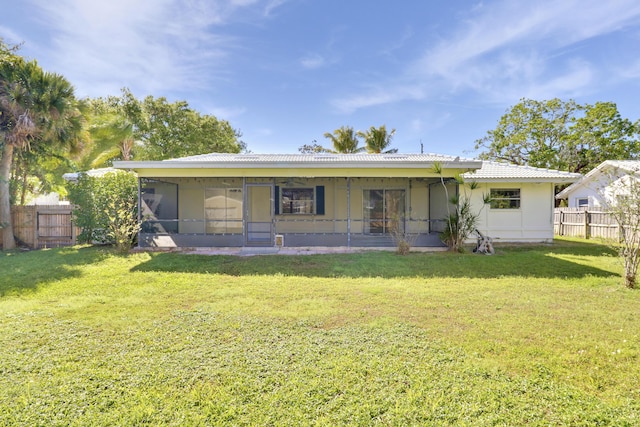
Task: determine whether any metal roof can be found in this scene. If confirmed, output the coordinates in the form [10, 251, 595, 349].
[463, 161, 582, 183]
[62, 167, 122, 182]
[114, 153, 481, 170]
[163, 152, 470, 163]
[113, 154, 582, 183]
[556, 160, 640, 198]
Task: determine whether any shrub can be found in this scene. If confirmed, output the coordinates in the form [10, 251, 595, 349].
[68, 171, 139, 252]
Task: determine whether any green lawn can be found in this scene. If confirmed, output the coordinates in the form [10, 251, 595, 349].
[1, 239, 639, 426]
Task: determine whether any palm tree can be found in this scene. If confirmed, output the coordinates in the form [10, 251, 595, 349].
[323, 126, 364, 153]
[76, 108, 136, 170]
[358, 125, 398, 154]
[0, 56, 84, 249]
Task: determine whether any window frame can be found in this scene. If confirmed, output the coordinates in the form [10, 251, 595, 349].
[280, 187, 315, 215]
[489, 188, 521, 210]
[576, 197, 589, 209]
[362, 188, 406, 234]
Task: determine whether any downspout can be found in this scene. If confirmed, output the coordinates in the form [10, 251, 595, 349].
[347, 177, 351, 248]
[407, 178, 411, 234]
[242, 177, 246, 246]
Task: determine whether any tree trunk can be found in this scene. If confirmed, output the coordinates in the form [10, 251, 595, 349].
[625, 274, 636, 289]
[0, 142, 16, 250]
[19, 156, 28, 206]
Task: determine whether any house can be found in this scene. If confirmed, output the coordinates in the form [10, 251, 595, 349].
[112, 153, 581, 248]
[556, 160, 640, 209]
[62, 167, 120, 183]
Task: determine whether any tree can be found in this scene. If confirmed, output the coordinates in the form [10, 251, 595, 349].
[12, 148, 73, 205]
[74, 98, 136, 170]
[1, 45, 84, 249]
[475, 98, 640, 173]
[323, 126, 364, 153]
[358, 125, 398, 154]
[563, 102, 640, 173]
[298, 140, 331, 154]
[133, 92, 244, 160]
[73, 89, 245, 166]
[599, 167, 640, 289]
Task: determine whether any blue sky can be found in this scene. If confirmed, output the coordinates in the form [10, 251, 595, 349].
[2, 0, 640, 157]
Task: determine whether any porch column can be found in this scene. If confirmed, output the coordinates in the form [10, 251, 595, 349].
[242, 177, 246, 245]
[137, 177, 142, 248]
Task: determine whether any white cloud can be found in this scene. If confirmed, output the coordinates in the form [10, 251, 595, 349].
[418, 0, 640, 78]
[264, 0, 290, 17]
[618, 59, 640, 79]
[25, 0, 230, 97]
[331, 84, 426, 114]
[205, 105, 247, 120]
[336, 0, 640, 113]
[23, 0, 286, 98]
[0, 26, 24, 45]
[300, 53, 325, 69]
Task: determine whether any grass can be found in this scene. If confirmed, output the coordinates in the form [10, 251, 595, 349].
[0, 238, 639, 425]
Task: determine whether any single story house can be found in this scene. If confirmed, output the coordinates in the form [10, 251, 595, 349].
[113, 153, 580, 248]
[556, 160, 640, 209]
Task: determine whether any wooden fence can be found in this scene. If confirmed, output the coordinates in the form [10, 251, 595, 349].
[9, 205, 78, 249]
[554, 208, 619, 240]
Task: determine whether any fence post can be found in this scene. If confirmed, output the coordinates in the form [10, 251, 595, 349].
[584, 210, 590, 239]
[582, 209, 589, 239]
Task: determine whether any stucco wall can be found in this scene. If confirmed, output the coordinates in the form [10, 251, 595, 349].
[472, 182, 556, 242]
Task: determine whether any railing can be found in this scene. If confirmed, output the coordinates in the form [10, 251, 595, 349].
[139, 218, 440, 235]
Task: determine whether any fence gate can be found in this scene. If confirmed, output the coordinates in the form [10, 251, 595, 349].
[36, 208, 75, 248]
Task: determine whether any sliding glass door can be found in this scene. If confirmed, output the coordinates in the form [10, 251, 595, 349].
[363, 189, 405, 234]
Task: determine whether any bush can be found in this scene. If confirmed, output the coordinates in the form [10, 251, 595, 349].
[67, 171, 139, 252]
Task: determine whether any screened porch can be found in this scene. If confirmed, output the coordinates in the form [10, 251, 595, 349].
[138, 176, 455, 248]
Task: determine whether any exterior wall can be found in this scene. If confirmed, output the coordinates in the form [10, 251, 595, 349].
[560, 169, 638, 210]
[562, 173, 610, 209]
[566, 187, 603, 209]
[473, 182, 556, 242]
[276, 178, 341, 234]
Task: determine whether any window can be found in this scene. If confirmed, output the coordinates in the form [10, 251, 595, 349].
[281, 188, 314, 214]
[363, 189, 405, 234]
[490, 189, 521, 209]
[205, 188, 242, 233]
[577, 198, 589, 209]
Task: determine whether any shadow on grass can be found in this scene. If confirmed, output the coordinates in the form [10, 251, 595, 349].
[0, 246, 110, 295]
[130, 240, 619, 280]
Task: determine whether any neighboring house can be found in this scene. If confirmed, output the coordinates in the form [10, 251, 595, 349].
[62, 167, 120, 183]
[556, 160, 640, 209]
[27, 192, 67, 206]
[113, 153, 580, 248]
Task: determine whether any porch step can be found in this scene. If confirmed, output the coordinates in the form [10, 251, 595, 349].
[239, 247, 280, 255]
